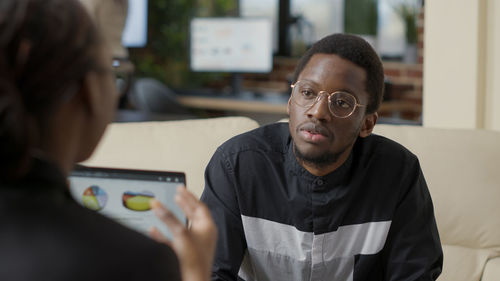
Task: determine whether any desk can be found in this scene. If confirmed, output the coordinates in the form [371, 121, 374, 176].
[176, 93, 289, 125]
[179, 95, 420, 114]
[177, 94, 422, 125]
[178, 95, 288, 114]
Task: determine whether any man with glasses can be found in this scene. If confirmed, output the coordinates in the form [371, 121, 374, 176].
[201, 33, 443, 281]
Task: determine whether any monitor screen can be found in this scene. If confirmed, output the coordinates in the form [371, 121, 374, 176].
[122, 0, 148, 48]
[239, 0, 278, 52]
[190, 17, 273, 73]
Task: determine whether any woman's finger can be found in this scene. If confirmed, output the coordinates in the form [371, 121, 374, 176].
[150, 189, 217, 281]
[175, 187, 210, 221]
[149, 226, 172, 247]
[150, 199, 185, 236]
[174, 187, 199, 217]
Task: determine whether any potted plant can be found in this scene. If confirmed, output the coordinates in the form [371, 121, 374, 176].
[393, 0, 420, 63]
[344, 0, 379, 49]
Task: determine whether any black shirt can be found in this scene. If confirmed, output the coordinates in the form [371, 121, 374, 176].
[0, 158, 181, 281]
[201, 122, 443, 281]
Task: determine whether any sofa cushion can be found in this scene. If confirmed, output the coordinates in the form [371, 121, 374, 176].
[373, 125, 500, 281]
[373, 125, 500, 248]
[482, 257, 500, 281]
[439, 245, 498, 281]
[84, 117, 259, 197]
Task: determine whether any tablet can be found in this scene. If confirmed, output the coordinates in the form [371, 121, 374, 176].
[69, 165, 186, 239]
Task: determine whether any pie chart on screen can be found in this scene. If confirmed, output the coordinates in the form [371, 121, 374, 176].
[122, 191, 155, 211]
[82, 185, 108, 211]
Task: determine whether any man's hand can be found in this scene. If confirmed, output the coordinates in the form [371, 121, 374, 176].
[150, 187, 217, 281]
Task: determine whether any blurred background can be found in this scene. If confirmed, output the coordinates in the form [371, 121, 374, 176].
[97, 0, 500, 132]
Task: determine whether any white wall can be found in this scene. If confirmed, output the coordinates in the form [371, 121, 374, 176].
[485, 0, 500, 130]
[423, 0, 500, 131]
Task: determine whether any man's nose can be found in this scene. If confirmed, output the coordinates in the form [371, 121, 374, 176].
[306, 92, 332, 121]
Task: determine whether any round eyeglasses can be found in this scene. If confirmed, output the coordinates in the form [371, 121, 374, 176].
[290, 80, 366, 118]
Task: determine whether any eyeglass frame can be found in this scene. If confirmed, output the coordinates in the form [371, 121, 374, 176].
[290, 80, 367, 118]
[111, 58, 135, 100]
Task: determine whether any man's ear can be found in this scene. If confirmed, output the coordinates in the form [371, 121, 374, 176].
[359, 112, 378, 138]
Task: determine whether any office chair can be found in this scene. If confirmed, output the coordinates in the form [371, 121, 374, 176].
[129, 78, 191, 114]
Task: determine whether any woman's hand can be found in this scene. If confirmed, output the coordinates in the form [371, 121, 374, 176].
[149, 187, 217, 281]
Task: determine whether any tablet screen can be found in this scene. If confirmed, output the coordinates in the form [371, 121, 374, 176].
[69, 165, 186, 239]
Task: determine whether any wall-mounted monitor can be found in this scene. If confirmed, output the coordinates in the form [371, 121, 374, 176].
[122, 0, 148, 48]
[190, 17, 273, 73]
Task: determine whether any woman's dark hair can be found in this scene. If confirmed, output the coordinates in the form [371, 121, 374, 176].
[292, 33, 385, 114]
[0, 0, 102, 180]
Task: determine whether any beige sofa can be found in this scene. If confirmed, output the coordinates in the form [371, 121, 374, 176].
[85, 116, 500, 281]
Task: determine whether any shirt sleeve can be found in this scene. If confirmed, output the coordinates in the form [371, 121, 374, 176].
[382, 158, 443, 280]
[201, 148, 247, 281]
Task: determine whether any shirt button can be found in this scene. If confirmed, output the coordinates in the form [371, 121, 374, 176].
[317, 179, 324, 186]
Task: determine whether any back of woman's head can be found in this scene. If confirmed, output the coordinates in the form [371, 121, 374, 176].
[0, 0, 102, 180]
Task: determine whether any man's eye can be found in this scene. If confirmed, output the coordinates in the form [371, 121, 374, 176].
[334, 99, 351, 108]
[301, 90, 315, 98]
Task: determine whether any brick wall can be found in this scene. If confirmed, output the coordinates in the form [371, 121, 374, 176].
[379, 5, 425, 121]
[242, 6, 425, 122]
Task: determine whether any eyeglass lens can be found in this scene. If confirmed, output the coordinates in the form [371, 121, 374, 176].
[292, 81, 358, 118]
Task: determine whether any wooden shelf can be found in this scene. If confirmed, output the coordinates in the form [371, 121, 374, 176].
[178, 95, 421, 119]
[178, 95, 288, 114]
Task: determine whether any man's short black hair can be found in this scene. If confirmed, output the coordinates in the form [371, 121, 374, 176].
[292, 33, 384, 114]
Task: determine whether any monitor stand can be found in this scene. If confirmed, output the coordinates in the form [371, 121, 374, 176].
[231, 73, 243, 96]
[230, 73, 258, 99]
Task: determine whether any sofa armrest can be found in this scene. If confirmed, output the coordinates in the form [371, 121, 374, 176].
[482, 257, 500, 281]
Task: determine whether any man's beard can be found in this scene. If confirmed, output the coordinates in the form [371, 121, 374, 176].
[291, 119, 363, 171]
[293, 143, 345, 170]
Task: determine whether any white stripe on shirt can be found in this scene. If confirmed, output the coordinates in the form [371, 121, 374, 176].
[238, 215, 391, 281]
